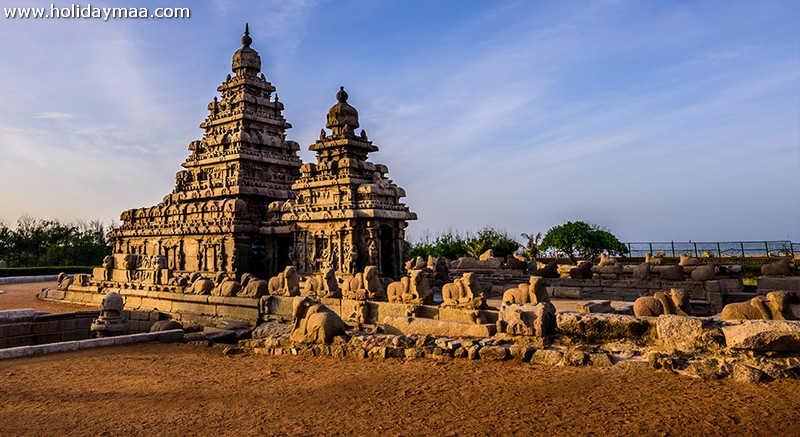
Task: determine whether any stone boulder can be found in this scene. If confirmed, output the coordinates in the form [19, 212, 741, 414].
[536, 261, 560, 278]
[722, 320, 800, 352]
[633, 262, 651, 281]
[761, 259, 792, 277]
[655, 265, 685, 281]
[569, 261, 593, 279]
[656, 315, 705, 352]
[383, 316, 496, 338]
[496, 303, 556, 337]
[556, 312, 655, 344]
[690, 264, 717, 282]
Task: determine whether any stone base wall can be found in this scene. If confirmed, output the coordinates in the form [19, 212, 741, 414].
[0, 309, 96, 348]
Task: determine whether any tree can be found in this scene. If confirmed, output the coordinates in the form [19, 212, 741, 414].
[539, 221, 628, 264]
[520, 232, 542, 259]
[406, 226, 521, 260]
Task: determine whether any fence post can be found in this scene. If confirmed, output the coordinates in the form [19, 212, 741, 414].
[765, 241, 769, 256]
[740, 242, 745, 257]
[671, 241, 675, 257]
[627, 243, 632, 255]
[693, 242, 698, 257]
[649, 243, 653, 256]
[717, 242, 721, 257]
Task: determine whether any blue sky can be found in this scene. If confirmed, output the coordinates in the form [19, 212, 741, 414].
[0, 0, 798, 243]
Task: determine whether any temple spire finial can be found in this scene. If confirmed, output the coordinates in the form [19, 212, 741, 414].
[242, 23, 252, 47]
[336, 86, 348, 103]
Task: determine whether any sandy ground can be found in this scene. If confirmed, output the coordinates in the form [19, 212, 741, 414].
[0, 281, 96, 313]
[1, 282, 799, 436]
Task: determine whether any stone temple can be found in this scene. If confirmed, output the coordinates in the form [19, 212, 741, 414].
[108, 26, 416, 280]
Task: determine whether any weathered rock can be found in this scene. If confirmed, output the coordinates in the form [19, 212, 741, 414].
[722, 320, 800, 352]
[530, 349, 564, 366]
[562, 349, 587, 366]
[497, 302, 556, 337]
[633, 262, 651, 281]
[684, 358, 730, 380]
[508, 344, 534, 361]
[657, 265, 685, 281]
[569, 262, 593, 279]
[679, 254, 701, 266]
[383, 316, 496, 338]
[657, 315, 704, 351]
[536, 261, 560, 279]
[290, 297, 346, 344]
[633, 289, 691, 317]
[557, 312, 654, 344]
[589, 353, 613, 367]
[732, 363, 764, 383]
[478, 345, 509, 361]
[150, 320, 183, 332]
[576, 300, 614, 314]
[691, 264, 717, 282]
[761, 259, 791, 277]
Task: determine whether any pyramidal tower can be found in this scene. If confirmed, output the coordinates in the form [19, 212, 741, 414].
[274, 87, 417, 278]
[108, 25, 301, 278]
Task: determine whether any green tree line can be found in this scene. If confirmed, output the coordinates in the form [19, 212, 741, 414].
[407, 221, 627, 264]
[0, 215, 113, 267]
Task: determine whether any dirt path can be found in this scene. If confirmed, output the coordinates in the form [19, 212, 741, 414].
[1, 342, 798, 436]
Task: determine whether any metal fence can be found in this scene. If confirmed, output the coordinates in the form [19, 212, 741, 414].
[623, 241, 798, 258]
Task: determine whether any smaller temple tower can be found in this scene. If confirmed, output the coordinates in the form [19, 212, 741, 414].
[275, 87, 417, 278]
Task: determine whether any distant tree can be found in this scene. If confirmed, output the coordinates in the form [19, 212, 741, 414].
[539, 221, 628, 264]
[0, 215, 113, 267]
[406, 226, 521, 260]
[520, 232, 542, 259]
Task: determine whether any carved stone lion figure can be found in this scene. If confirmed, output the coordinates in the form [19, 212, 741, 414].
[302, 268, 341, 299]
[441, 272, 485, 309]
[599, 253, 618, 267]
[633, 288, 691, 317]
[502, 276, 551, 307]
[212, 273, 242, 297]
[341, 266, 384, 300]
[569, 261, 593, 279]
[535, 261, 560, 279]
[761, 259, 792, 277]
[238, 273, 270, 299]
[721, 291, 796, 321]
[56, 272, 73, 291]
[290, 296, 346, 344]
[188, 274, 214, 295]
[679, 254, 700, 266]
[387, 270, 433, 305]
[268, 266, 301, 297]
[645, 253, 664, 266]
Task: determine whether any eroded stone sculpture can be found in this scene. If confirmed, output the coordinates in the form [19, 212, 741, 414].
[238, 273, 270, 298]
[633, 289, 691, 317]
[289, 296, 346, 344]
[761, 260, 792, 277]
[302, 267, 341, 299]
[387, 270, 433, 305]
[341, 266, 384, 300]
[502, 276, 551, 307]
[441, 272, 485, 309]
[721, 291, 796, 321]
[268, 266, 301, 297]
[90, 292, 128, 337]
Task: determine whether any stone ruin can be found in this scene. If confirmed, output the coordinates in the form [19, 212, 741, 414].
[105, 25, 414, 283]
[36, 26, 800, 383]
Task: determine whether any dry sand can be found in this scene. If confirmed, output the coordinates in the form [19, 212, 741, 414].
[1, 282, 799, 436]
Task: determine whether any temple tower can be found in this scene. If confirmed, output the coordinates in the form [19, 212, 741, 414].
[276, 87, 417, 278]
[108, 25, 301, 278]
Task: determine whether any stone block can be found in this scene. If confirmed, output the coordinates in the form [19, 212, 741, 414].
[478, 345, 509, 360]
[438, 307, 483, 324]
[556, 312, 655, 344]
[550, 287, 582, 299]
[576, 300, 614, 314]
[0, 322, 32, 338]
[732, 363, 764, 383]
[589, 353, 613, 367]
[530, 349, 563, 366]
[757, 277, 800, 294]
[0, 309, 35, 323]
[383, 316, 495, 338]
[178, 293, 210, 304]
[171, 300, 212, 316]
[215, 304, 259, 323]
[373, 302, 416, 325]
[657, 315, 705, 352]
[722, 320, 800, 352]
